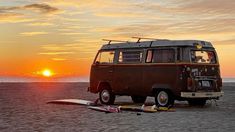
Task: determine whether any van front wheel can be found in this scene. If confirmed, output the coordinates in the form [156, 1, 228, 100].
[155, 90, 174, 107]
[131, 96, 147, 103]
[99, 88, 115, 105]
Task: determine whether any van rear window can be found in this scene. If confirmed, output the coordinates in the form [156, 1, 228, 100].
[191, 50, 216, 64]
[146, 49, 175, 63]
[118, 51, 143, 63]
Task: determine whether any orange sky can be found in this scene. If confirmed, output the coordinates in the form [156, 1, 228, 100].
[0, 0, 234, 81]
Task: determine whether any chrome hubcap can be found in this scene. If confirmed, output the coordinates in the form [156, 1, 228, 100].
[157, 91, 169, 106]
[101, 90, 110, 103]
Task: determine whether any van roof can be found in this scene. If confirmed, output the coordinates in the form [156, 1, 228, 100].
[101, 40, 213, 50]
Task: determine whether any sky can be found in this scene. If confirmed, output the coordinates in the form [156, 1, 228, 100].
[0, 0, 234, 81]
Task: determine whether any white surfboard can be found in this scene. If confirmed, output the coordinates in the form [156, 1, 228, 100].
[47, 99, 96, 106]
[119, 104, 158, 113]
[88, 106, 120, 113]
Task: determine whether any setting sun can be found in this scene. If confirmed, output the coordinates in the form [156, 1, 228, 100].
[42, 69, 53, 77]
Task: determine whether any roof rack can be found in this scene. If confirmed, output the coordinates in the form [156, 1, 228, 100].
[102, 39, 129, 45]
[132, 37, 158, 43]
[132, 37, 169, 43]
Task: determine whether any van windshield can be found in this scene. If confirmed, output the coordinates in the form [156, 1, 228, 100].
[95, 51, 115, 64]
[191, 50, 216, 64]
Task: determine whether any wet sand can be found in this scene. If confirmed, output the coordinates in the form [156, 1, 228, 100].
[0, 82, 234, 132]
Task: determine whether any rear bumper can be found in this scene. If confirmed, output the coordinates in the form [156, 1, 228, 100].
[181, 91, 224, 98]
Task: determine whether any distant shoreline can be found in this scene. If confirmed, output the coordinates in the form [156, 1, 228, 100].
[222, 82, 235, 87]
[0, 81, 89, 83]
[0, 81, 234, 84]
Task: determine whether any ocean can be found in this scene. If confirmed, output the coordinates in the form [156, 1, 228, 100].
[0, 82, 234, 132]
[223, 78, 235, 82]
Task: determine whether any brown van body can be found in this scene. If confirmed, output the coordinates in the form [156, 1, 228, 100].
[89, 39, 223, 105]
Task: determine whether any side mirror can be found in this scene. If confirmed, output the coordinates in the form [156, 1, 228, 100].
[95, 61, 100, 65]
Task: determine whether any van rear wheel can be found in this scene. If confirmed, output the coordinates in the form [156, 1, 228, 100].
[188, 99, 206, 106]
[99, 88, 115, 105]
[131, 96, 147, 103]
[155, 90, 174, 107]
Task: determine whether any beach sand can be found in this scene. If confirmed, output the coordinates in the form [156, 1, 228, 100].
[0, 82, 234, 132]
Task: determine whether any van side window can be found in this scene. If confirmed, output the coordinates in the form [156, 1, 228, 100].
[146, 50, 153, 63]
[146, 49, 175, 63]
[119, 50, 143, 63]
[95, 51, 115, 64]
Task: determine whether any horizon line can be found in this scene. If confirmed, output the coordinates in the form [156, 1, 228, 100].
[0, 77, 235, 83]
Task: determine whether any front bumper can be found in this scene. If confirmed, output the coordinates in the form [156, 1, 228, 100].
[181, 91, 224, 98]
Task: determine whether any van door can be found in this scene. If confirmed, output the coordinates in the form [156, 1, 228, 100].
[113, 49, 144, 95]
[143, 48, 178, 94]
[91, 50, 115, 92]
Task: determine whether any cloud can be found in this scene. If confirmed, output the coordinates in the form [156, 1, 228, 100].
[41, 44, 71, 51]
[180, 0, 235, 14]
[0, 3, 61, 14]
[213, 39, 235, 45]
[76, 57, 94, 60]
[94, 18, 235, 42]
[39, 44, 78, 57]
[27, 22, 54, 26]
[95, 12, 145, 18]
[94, 23, 170, 38]
[134, 0, 235, 16]
[0, 12, 34, 23]
[41, 43, 98, 51]
[45, 0, 126, 9]
[39, 43, 99, 61]
[0, 3, 61, 23]
[57, 28, 72, 32]
[38, 52, 74, 55]
[20, 32, 48, 36]
[159, 18, 235, 34]
[46, 0, 144, 18]
[23, 4, 60, 14]
[60, 32, 89, 35]
[51, 58, 67, 61]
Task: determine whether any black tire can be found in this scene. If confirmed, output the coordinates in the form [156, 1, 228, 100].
[131, 96, 147, 103]
[99, 88, 115, 105]
[155, 90, 174, 107]
[188, 99, 206, 106]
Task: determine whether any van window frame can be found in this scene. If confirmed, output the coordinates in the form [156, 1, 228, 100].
[117, 49, 144, 64]
[176, 47, 182, 62]
[145, 48, 177, 63]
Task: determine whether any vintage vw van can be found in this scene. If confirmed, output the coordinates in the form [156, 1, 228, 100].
[88, 38, 224, 107]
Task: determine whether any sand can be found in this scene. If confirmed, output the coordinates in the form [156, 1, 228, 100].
[0, 82, 234, 132]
